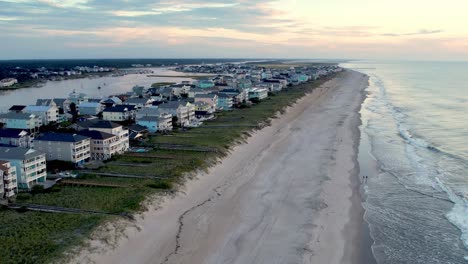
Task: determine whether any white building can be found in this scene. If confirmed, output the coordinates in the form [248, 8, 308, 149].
[0, 147, 47, 190]
[24, 105, 59, 125]
[0, 160, 17, 198]
[0, 78, 18, 87]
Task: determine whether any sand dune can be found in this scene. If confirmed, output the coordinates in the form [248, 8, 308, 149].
[75, 70, 370, 264]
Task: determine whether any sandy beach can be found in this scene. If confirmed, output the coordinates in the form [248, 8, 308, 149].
[75, 70, 370, 264]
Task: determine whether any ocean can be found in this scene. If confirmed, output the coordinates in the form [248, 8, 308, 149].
[341, 61, 468, 263]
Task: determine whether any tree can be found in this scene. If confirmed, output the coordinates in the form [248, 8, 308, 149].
[69, 102, 78, 123]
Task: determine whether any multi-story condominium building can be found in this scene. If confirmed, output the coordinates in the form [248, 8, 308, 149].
[81, 121, 129, 153]
[0, 160, 18, 198]
[0, 147, 47, 190]
[102, 105, 136, 121]
[78, 102, 104, 116]
[158, 101, 191, 127]
[0, 112, 42, 132]
[77, 129, 121, 160]
[215, 93, 233, 110]
[248, 88, 269, 100]
[24, 105, 59, 125]
[33, 133, 91, 166]
[0, 129, 32, 148]
[194, 94, 218, 112]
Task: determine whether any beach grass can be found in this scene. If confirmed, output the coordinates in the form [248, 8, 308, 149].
[0, 73, 337, 263]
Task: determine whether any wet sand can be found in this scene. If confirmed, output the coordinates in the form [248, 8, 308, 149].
[74, 70, 370, 264]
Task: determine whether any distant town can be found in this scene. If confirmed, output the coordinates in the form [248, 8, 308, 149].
[0, 62, 340, 200]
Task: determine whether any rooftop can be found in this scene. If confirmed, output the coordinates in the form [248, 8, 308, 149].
[0, 129, 29, 138]
[35, 132, 90, 143]
[0, 146, 45, 160]
[77, 129, 115, 140]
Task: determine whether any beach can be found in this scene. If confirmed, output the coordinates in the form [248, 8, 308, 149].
[75, 70, 370, 264]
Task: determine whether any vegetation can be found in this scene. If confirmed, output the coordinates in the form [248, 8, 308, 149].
[151, 82, 175, 88]
[0, 73, 338, 263]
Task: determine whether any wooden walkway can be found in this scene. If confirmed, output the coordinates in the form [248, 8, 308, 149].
[59, 179, 126, 188]
[8, 203, 134, 220]
[79, 171, 166, 179]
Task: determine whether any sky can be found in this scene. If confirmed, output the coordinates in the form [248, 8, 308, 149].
[1, 0, 467, 60]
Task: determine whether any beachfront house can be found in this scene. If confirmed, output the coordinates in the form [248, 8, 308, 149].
[78, 102, 104, 116]
[248, 88, 269, 101]
[136, 116, 159, 133]
[79, 120, 129, 153]
[219, 89, 247, 105]
[0, 147, 47, 190]
[194, 101, 213, 118]
[102, 105, 136, 122]
[0, 112, 42, 132]
[77, 129, 120, 161]
[0, 160, 18, 198]
[136, 108, 173, 131]
[194, 94, 218, 112]
[158, 102, 191, 127]
[33, 132, 91, 166]
[0, 129, 32, 148]
[215, 93, 234, 110]
[24, 105, 59, 125]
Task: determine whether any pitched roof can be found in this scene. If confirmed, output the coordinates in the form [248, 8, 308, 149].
[0, 112, 36, 120]
[128, 124, 149, 132]
[103, 104, 136, 113]
[195, 94, 217, 99]
[8, 105, 26, 111]
[35, 132, 89, 143]
[0, 146, 45, 160]
[25, 105, 55, 112]
[36, 99, 55, 106]
[77, 129, 115, 140]
[0, 129, 29, 138]
[79, 120, 122, 129]
[137, 116, 159, 122]
[158, 101, 182, 109]
[125, 98, 149, 104]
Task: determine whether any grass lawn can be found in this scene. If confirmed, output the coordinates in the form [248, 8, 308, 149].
[0, 73, 337, 263]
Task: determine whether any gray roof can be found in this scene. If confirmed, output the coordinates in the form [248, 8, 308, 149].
[77, 129, 115, 140]
[35, 132, 89, 143]
[195, 94, 217, 99]
[125, 98, 149, 104]
[158, 101, 182, 109]
[78, 120, 121, 129]
[0, 112, 36, 120]
[137, 116, 159, 122]
[0, 146, 45, 160]
[36, 99, 55, 106]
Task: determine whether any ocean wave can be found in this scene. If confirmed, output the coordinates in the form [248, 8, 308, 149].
[367, 72, 468, 258]
[436, 177, 468, 260]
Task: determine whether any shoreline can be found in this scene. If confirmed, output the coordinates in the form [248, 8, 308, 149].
[72, 70, 372, 264]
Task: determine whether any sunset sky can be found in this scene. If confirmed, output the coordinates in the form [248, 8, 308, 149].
[1, 0, 467, 60]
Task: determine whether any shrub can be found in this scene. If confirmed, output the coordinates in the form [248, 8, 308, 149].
[16, 193, 32, 200]
[31, 185, 45, 194]
[146, 180, 172, 190]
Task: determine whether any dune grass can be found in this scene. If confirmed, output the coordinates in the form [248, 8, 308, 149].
[0, 73, 337, 263]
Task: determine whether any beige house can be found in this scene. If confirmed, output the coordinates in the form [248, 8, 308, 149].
[33, 133, 91, 166]
[84, 121, 130, 153]
[0, 160, 17, 198]
[78, 130, 121, 160]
